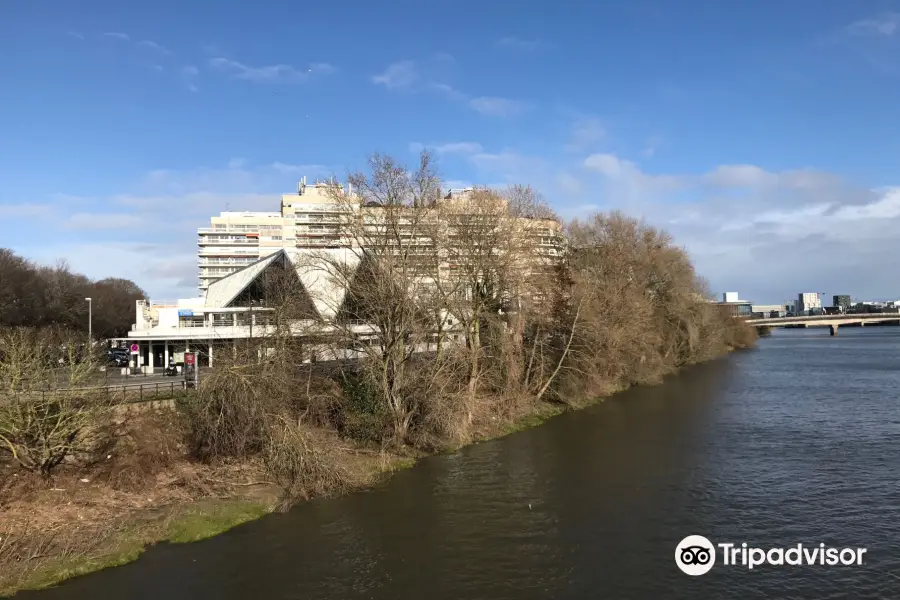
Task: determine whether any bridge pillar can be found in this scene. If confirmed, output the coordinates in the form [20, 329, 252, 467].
[830, 324, 838, 336]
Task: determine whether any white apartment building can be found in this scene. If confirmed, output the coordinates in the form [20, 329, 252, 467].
[797, 292, 822, 313]
[127, 181, 562, 371]
[197, 178, 348, 292]
[197, 179, 552, 293]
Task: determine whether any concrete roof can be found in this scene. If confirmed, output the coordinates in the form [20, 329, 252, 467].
[204, 252, 284, 308]
[202, 247, 362, 321]
[287, 248, 359, 321]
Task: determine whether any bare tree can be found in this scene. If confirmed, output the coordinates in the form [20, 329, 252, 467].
[420, 185, 566, 428]
[0, 327, 111, 474]
[300, 151, 455, 445]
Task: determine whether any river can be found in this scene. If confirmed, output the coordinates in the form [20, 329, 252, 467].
[19, 327, 900, 599]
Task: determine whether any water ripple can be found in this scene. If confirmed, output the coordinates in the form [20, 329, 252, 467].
[20, 328, 900, 600]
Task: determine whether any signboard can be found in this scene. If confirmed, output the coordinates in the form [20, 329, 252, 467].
[130, 343, 139, 354]
[178, 309, 194, 317]
[184, 352, 196, 366]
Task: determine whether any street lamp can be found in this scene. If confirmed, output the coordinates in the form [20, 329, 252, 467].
[84, 297, 92, 344]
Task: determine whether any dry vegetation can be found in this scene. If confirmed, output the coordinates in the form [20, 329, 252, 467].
[0, 150, 756, 595]
[0, 249, 145, 338]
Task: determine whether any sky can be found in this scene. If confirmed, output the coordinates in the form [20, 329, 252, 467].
[2, 0, 900, 305]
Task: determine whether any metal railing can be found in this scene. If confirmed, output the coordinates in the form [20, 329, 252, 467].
[747, 312, 900, 325]
[8, 380, 189, 406]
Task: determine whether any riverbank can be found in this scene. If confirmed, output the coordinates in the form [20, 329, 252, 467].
[0, 433, 411, 597]
[0, 339, 754, 597]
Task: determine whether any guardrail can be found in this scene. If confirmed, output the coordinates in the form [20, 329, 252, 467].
[11, 381, 191, 405]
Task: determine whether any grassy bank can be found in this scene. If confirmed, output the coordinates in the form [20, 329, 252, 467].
[1, 499, 271, 596]
[0, 445, 416, 597]
[0, 340, 757, 596]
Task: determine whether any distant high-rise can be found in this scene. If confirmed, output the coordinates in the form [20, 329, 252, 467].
[797, 292, 821, 313]
[833, 295, 851, 312]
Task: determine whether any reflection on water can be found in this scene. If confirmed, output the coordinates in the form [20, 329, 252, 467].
[21, 327, 900, 599]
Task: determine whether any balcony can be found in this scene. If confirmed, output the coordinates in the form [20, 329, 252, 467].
[198, 248, 260, 257]
[198, 258, 257, 266]
[197, 238, 259, 245]
[295, 237, 346, 248]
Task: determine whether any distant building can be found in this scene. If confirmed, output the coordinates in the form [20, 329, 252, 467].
[833, 295, 851, 313]
[797, 292, 821, 313]
[717, 292, 752, 317]
[751, 304, 786, 318]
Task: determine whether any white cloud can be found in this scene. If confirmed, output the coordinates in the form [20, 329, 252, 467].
[496, 36, 539, 51]
[67, 31, 84, 40]
[372, 60, 418, 90]
[0, 203, 54, 218]
[434, 128, 900, 300]
[847, 13, 899, 36]
[432, 142, 484, 154]
[428, 82, 468, 101]
[24, 242, 200, 299]
[705, 164, 775, 187]
[642, 136, 664, 158]
[179, 65, 200, 92]
[583, 153, 682, 200]
[6, 161, 338, 299]
[66, 212, 148, 230]
[209, 57, 334, 83]
[136, 40, 172, 55]
[565, 117, 605, 152]
[372, 60, 532, 118]
[468, 96, 531, 117]
[101, 32, 130, 41]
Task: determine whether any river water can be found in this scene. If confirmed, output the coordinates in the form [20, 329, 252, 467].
[20, 327, 900, 599]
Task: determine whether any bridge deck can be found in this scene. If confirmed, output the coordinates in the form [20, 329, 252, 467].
[747, 313, 900, 326]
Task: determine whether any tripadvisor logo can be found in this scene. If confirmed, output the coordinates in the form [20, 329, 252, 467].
[675, 535, 867, 575]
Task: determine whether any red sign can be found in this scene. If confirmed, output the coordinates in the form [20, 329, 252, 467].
[184, 352, 196, 366]
[130, 344, 139, 354]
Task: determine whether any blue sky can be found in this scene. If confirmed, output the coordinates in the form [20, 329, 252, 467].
[2, 0, 899, 304]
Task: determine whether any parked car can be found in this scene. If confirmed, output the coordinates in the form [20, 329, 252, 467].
[107, 348, 130, 367]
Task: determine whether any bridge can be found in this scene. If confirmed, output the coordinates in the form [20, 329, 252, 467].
[745, 313, 900, 336]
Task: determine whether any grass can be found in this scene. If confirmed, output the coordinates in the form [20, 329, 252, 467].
[499, 404, 566, 436]
[0, 499, 273, 597]
[163, 499, 273, 544]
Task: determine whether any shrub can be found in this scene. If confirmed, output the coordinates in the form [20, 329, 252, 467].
[262, 417, 354, 510]
[184, 364, 279, 461]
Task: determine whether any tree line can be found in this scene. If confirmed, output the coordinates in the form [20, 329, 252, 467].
[0, 249, 146, 339]
[184, 151, 757, 502]
[0, 150, 756, 502]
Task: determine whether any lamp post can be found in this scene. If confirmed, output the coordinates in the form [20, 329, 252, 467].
[84, 297, 92, 344]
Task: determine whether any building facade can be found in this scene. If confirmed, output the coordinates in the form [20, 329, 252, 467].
[751, 304, 786, 318]
[833, 295, 851, 313]
[716, 292, 751, 318]
[797, 292, 821, 313]
[197, 179, 346, 292]
[197, 179, 562, 293]
[127, 180, 564, 371]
